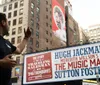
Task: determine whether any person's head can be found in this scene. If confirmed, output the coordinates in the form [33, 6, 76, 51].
[0, 13, 9, 36]
[55, 11, 60, 23]
[54, 11, 61, 29]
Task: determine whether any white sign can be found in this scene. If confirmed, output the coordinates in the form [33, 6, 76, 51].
[23, 43, 100, 84]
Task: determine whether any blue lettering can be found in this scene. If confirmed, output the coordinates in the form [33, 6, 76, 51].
[95, 46, 100, 53]
[76, 49, 80, 56]
[88, 46, 94, 54]
[81, 68, 84, 76]
[55, 71, 59, 78]
[84, 48, 88, 55]
[80, 48, 84, 56]
[55, 71, 67, 78]
[55, 50, 71, 59]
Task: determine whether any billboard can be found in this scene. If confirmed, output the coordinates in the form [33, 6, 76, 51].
[52, 0, 66, 43]
[23, 43, 100, 84]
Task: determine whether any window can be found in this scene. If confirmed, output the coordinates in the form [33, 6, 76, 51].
[36, 17, 39, 22]
[19, 17, 23, 24]
[9, 4, 12, 10]
[3, 6, 6, 12]
[17, 36, 21, 43]
[37, 7, 40, 13]
[16, 57, 20, 64]
[46, 1, 48, 4]
[8, 21, 11, 26]
[36, 41, 39, 48]
[31, 20, 34, 26]
[46, 47, 48, 50]
[46, 23, 48, 27]
[20, 0, 24, 7]
[11, 38, 15, 44]
[50, 11, 52, 14]
[37, 0, 40, 5]
[36, 31, 39, 38]
[50, 33, 52, 37]
[31, 3, 34, 9]
[36, 23, 39, 29]
[13, 19, 17, 26]
[50, 41, 52, 44]
[18, 27, 22, 34]
[30, 37, 33, 45]
[50, 18, 52, 21]
[50, 25, 52, 29]
[8, 12, 11, 18]
[31, 11, 34, 16]
[37, 13, 39, 19]
[46, 38, 48, 42]
[46, 15, 48, 19]
[46, 31, 48, 35]
[14, 2, 18, 8]
[30, 28, 34, 35]
[19, 9, 23, 15]
[14, 10, 17, 17]
[46, 8, 48, 12]
[12, 28, 16, 35]
[50, 4, 52, 7]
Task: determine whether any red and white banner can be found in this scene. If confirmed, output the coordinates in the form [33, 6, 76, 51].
[52, 0, 66, 42]
[26, 53, 52, 82]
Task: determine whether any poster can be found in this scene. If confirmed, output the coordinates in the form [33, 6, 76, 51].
[26, 53, 52, 82]
[52, 0, 66, 42]
[15, 67, 20, 77]
[23, 43, 100, 84]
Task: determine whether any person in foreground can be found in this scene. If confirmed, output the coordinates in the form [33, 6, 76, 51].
[0, 13, 31, 85]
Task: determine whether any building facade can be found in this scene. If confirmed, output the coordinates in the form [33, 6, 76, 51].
[79, 26, 89, 45]
[27, 0, 66, 53]
[67, 13, 80, 46]
[64, 0, 72, 16]
[85, 24, 100, 43]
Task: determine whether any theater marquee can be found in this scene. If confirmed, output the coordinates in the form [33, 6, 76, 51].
[23, 43, 100, 85]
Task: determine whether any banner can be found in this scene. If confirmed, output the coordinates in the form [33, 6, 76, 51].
[26, 53, 52, 82]
[52, 0, 66, 42]
[23, 43, 100, 84]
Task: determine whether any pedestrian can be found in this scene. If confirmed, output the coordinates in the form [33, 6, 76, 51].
[0, 13, 31, 85]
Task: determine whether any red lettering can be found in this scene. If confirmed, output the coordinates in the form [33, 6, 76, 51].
[88, 54, 95, 59]
[90, 59, 96, 67]
[68, 60, 88, 69]
[97, 58, 100, 66]
[68, 62, 73, 69]
[55, 63, 66, 70]
[77, 61, 81, 68]
[84, 60, 88, 67]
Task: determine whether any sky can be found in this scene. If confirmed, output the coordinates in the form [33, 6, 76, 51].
[70, 0, 100, 29]
[0, 0, 1, 4]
